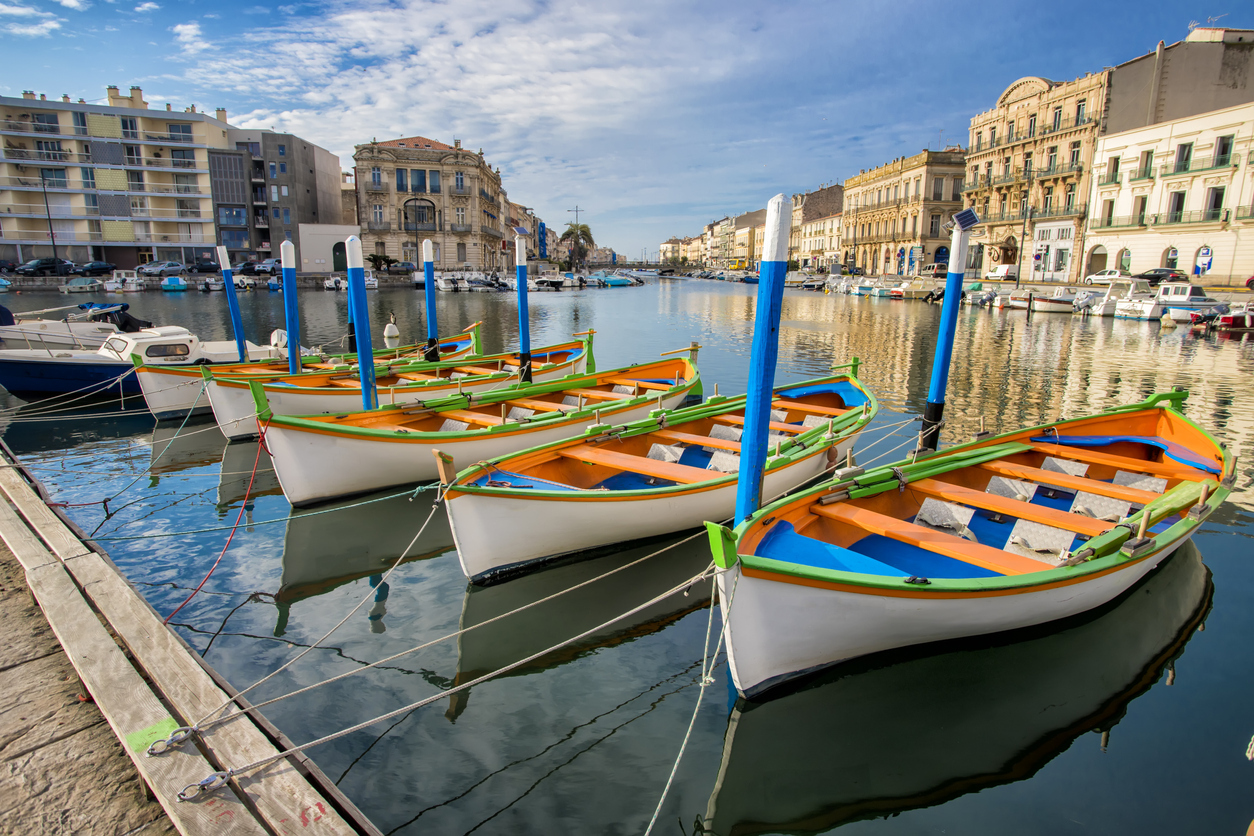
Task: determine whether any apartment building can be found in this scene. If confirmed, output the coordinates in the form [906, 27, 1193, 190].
[797, 211, 842, 270]
[963, 72, 1108, 281]
[1083, 100, 1253, 283]
[0, 86, 231, 268]
[354, 136, 513, 272]
[731, 209, 766, 267]
[660, 237, 682, 263]
[843, 149, 967, 274]
[789, 184, 844, 266]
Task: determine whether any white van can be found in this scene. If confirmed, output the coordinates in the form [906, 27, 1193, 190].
[917, 263, 949, 278]
[985, 265, 1018, 281]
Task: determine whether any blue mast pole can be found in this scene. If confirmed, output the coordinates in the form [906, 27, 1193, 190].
[346, 235, 377, 410]
[734, 194, 790, 525]
[919, 208, 981, 451]
[515, 232, 532, 383]
[216, 244, 247, 362]
[280, 240, 301, 375]
[422, 239, 439, 361]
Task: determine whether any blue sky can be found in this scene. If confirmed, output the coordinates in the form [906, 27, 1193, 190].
[1, 0, 1248, 258]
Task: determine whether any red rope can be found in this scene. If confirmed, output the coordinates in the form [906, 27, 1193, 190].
[163, 418, 270, 625]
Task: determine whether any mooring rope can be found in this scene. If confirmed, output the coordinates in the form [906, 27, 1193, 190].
[0, 366, 140, 419]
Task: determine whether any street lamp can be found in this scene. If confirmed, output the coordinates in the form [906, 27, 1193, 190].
[39, 172, 60, 269]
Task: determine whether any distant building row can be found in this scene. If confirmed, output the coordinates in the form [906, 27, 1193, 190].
[663, 27, 1254, 285]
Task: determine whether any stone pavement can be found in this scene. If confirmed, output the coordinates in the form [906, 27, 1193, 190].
[0, 542, 175, 836]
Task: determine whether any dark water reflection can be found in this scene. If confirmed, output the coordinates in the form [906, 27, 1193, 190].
[3, 282, 1252, 834]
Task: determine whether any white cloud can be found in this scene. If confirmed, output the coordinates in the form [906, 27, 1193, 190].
[0, 2, 47, 15]
[0, 1, 62, 35]
[171, 20, 207, 53]
[52, 0, 90, 9]
[203, 12, 218, 17]
[11, 19, 61, 34]
[134, 1, 159, 10]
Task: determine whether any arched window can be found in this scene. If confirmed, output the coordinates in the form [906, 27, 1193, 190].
[1163, 247, 1178, 269]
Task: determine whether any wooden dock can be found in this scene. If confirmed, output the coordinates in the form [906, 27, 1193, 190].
[0, 441, 381, 835]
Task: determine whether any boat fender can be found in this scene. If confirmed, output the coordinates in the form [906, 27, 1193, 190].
[903, 576, 931, 585]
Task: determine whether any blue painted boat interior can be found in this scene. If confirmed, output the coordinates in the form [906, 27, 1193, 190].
[1028, 434, 1220, 474]
[776, 379, 867, 407]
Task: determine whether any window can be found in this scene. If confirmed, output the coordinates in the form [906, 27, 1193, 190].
[84, 194, 98, 214]
[222, 229, 249, 249]
[1214, 135, 1233, 167]
[1136, 149, 1154, 179]
[989, 126, 997, 146]
[1075, 99, 1086, 123]
[32, 112, 59, 133]
[1027, 114, 1036, 137]
[176, 198, 200, 218]
[911, 215, 917, 235]
[1065, 183, 1076, 211]
[270, 185, 278, 201]
[951, 178, 963, 200]
[932, 178, 944, 200]
[1069, 141, 1081, 168]
[279, 162, 286, 174]
[974, 131, 982, 151]
[456, 207, 465, 224]
[236, 141, 261, 156]
[1007, 120, 1015, 140]
[73, 112, 88, 135]
[269, 162, 277, 179]
[429, 170, 441, 194]
[372, 204, 384, 224]
[80, 167, 95, 189]
[277, 144, 286, 156]
[455, 171, 465, 191]
[1132, 195, 1148, 224]
[1000, 194, 1008, 215]
[38, 167, 67, 188]
[120, 117, 138, 139]
[371, 166, 381, 186]
[284, 230, 292, 241]
[893, 184, 900, 201]
[280, 185, 288, 197]
[1042, 186, 1053, 212]
[1165, 247, 1179, 269]
[167, 123, 192, 142]
[219, 206, 246, 226]
[1174, 143, 1193, 173]
[1003, 156, 1011, 175]
[456, 243, 467, 262]
[1023, 152, 1032, 176]
[1052, 107, 1062, 131]
[433, 243, 440, 262]
[272, 207, 281, 219]
[282, 207, 291, 225]
[929, 214, 940, 236]
[1054, 248, 1069, 271]
[125, 144, 142, 165]
[1102, 199, 1114, 224]
[130, 195, 148, 215]
[126, 169, 144, 191]
[396, 168, 407, 192]
[171, 148, 195, 169]
[1047, 146, 1057, 170]
[1167, 192, 1185, 222]
[1204, 187, 1225, 221]
[412, 169, 426, 192]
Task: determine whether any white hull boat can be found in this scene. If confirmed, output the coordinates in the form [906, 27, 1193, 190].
[1115, 282, 1224, 320]
[1029, 287, 1077, 313]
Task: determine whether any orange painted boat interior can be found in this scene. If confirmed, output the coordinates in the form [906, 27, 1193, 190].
[740, 407, 1221, 579]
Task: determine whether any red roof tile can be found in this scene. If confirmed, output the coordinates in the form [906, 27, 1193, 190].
[374, 135, 454, 151]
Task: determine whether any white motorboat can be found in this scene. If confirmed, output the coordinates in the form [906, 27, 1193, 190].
[1073, 279, 1154, 317]
[58, 276, 103, 294]
[0, 302, 140, 350]
[1115, 282, 1224, 320]
[1029, 286, 1077, 313]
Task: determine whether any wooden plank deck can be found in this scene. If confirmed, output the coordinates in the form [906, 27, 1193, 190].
[0, 459, 373, 836]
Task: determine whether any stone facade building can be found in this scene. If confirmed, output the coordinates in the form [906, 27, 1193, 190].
[843, 149, 967, 275]
[353, 135, 510, 272]
[963, 72, 1108, 282]
[790, 184, 844, 266]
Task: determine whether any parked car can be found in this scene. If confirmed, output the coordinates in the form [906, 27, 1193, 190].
[0, 259, 16, 274]
[16, 257, 75, 277]
[231, 261, 261, 276]
[187, 259, 221, 274]
[256, 258, 282, 275]
[917, 263, 949, 278]
[388, 261, 417, 274]
[846, 266, 865, 277]
[984, 265, 1019, 281]
[1082, 268, 1131, 285]
[1130, 267, 1187, 286]
[138, 260, 186, 277]
[75, 261, 117, 277]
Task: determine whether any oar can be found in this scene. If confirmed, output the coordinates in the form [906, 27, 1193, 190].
[216, 245, 247, 362]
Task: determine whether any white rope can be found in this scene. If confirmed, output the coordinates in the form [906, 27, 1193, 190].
[0, 366, 140, 418]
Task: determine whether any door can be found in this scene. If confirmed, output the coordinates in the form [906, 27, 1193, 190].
[332, 242, 346, 272]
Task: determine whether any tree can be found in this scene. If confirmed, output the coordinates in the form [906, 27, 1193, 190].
[366, 254, 397, 272]
[559, 223, 595, 271]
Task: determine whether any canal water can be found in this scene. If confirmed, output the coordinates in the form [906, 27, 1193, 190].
[2, 281, 1251, 834]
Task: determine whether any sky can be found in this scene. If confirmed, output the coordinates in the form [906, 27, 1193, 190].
[1, 0, 1248, 259]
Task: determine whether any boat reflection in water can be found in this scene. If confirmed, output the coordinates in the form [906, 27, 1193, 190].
[273, 488, 452, 636]
[149, 418, 227, 477]
[216, 438, 283, 508]
[446, 534, 712, 721]
[703, 543, 1211, 835]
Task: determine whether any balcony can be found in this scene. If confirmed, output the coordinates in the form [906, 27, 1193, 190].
[480, 225, 503, 238]
[452, 185, 470, 195]
[258, 241, 271, 251]
[1127, 166, 1154, 183]
[449, 223, 473, 233]
[1159, 157, 1238, 177]
[402, 222, 436, 232]
[1, 229, 104, 243]
[365, 181, 387, 192]
[990, 170, 1023, 187]
[1097, 172, 1121, 187]
[134, 232, 208, 244]
[1, 119, 69, 136]
[1151, 209, 1227, 226]
[366, 221, 392, 231]
[1235, 205, 1254, 221]
[1091, 215, 1147, 230]
[142, 131, 194, 144]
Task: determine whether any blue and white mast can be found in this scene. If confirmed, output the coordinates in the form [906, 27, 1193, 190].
[734, 193, 790, 525]
[280, 240, 301, 375]
[346, 235, 378, 410]
[422, 239, 439, 361]
[514, 231, 532, 383]
[919, 207, 981, 451]
[215, 244, 247, 362]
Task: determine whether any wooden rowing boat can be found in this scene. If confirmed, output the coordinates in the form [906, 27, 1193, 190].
[134, 322, 482, 421]
[257, 354, 701, 506]
[442, 365, 877, 583]
[206, 332, 593, 440]
[706, 390, 1233, 698]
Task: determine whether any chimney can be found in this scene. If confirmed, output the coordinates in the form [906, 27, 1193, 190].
[130, 86, 146, 107]
[166, 103, 172, 111]
[77, 99, 85, 104]
[188, 104, 196, 113]
[22, 91, 35, 100]
[215, 107, 227, 123]
[62, 94, 70, 102]
[40, 94, 47, 100]
[454, 138, 461, 149]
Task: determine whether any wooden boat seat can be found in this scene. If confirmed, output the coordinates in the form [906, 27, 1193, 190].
[437, 409, 504, 426]
[811, 503, 1052, 575]
[394, 371, 437, 382]
[567, 388, 626, 402]
[503, 397, 565, 412]
[1026, 442, 1201, 480]
[910, 478, 1113, 537]
[653, 429, 742, 451]
[605, 377, 675, 391]
[978, 461, 1160, 504]
[453, 365, 507, 377]
[713, 414, 804, 434]
[771, 398, 848, 416]
[326, 379, 362, 388]
[555, 445, 712, 484]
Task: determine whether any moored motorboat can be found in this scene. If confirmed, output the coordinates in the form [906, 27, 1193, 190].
[1073, 278, 1154, 316]
[257, 353, 701, 506]
[205, 333, 590, 440]
[1216, 301, 1254, 331]
[1115, 282, 1224, 320]
[442, 365, 877, 583]
[136, 323, 482, 422]
[705, 390, 1232, 698]
[1028, 285, 1077, 313]
[0, 302, 144, 351]
[58, 276, 103, 294]
[160, 276, 188, 292]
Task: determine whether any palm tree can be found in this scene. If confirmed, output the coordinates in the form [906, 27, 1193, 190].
[560, 223, 595, 271]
